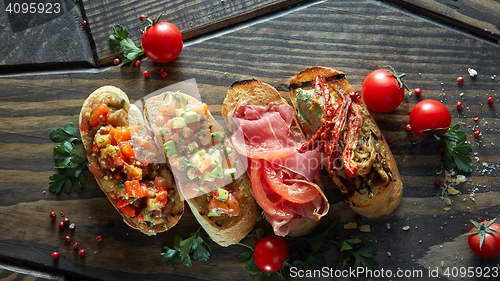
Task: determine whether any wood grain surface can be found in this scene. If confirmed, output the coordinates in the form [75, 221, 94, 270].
[81, 0, 309, 65]
[0, 0, 500, 280]
[0, 0, 95, 71]
[388, 0, 500, 44]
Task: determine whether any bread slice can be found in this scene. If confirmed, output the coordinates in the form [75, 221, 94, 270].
[144, 92, 260, 246]
[79, 86, 184, 235]
[222, 80, 328, 237]
[289, 67, 403, 218]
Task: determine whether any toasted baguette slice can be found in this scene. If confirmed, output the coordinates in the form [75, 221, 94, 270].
[144, 92, 260, 246]
[79, 86, 183, 235]
[289, 67, 402, 218]
[222, 79, 327, 237]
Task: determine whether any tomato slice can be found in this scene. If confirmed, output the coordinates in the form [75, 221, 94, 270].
[261, 160, 319, 204]
[112, 127, 132, 142]
[250, 159, 293, 220]
[124, 180, 149, 199]
[155, 187, 169, 206]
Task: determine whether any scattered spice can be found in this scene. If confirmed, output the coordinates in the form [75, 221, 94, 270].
[82, 20, 87, 28]
[51, 252, 59, 259]
[456, 101, 463, 109]
[435, 180, 442, 187]
[474, 129, 480, 137]
[79, 249, 86, 256]
[402, 226, 410, 231]
[134, 60, 141, 67]
[359, 225, 371, 232]
[139, 14, 148, 20]
[158, 68, 168, 78]
[473, 114, 479, 121]
[50, 212, 57, 219]
[414, 88, 422, 95]
[457, 77, 464, 83]
[468, 68, 478, 77]
[143, 71, 149, 78]
[73, 242, 79, 249]
[406, 124, 412, 131]
[96, 235, 103, 242]
[114, 58, 121, 65]
[344, 222, 358, 229]
[64, 235, 71, 243]
[58, 222, 65, 230]
[488, 97, 494, 104]
[63, 217, 70, 226]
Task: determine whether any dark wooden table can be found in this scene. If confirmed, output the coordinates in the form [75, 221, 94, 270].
[1, 0, 500, 280]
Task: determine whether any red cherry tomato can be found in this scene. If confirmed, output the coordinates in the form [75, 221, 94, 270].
[141, 21, 183, 63]
[253, 236, 289, 272]
[465, 219, 500, 258]
[361, 69, 406, 113]
[409, 100, 451, 138]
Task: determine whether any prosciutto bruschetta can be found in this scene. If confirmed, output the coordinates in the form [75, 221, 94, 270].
[289, 67, 403, 218]
[79, 86, 184, 235]
[222, 80, 329, 237]
[143, 91, 260, 246]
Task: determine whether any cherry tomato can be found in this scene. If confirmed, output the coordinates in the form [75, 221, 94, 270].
[141, 20, 183, 63]
[409, 100, 451, 138]
[361, 69, 406, 113]
[464, 219, 500, 258]
[253, 236, 289, 272]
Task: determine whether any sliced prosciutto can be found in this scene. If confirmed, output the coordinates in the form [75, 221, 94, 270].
[231, 100, 329, 236]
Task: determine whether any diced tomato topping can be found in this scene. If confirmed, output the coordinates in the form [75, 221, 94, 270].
[93, 143, 100, 153]
[81, 116, 90, 132]
[124, 164, 142, 180]
[124, 180, 149, 199]
[113, 154, 125, 167]
[120, 143, 135, 159]
[90, 104, 111, 127]
[208, 193, 241, 217]
[136, 211, 144, 222]
[112, 127, 132, 142]
[114, 171, 124, 181]
[155, 187, 169, 206]
[88, 163, 104, 177]
[118, 204, 136, 218]
[117, 197, 132, 208]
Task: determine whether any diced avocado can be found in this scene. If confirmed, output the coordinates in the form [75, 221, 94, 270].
[163, 140, 177, 157]
[200, 170, 215, 182]
[210, 165, 224, 179]
[224, 146, 233, 155]
[224, 168, 237, 181]
[187, 141, 199, 153]
[187, 167, 197, 180]
[197, 149, 206, 156]
[211, 131, 225, 142]
[207, 212, 221, 217]
[214, 188, 229, 202]
[172, 117, 187, 129]
[210, 150, 223, 167]
[183, 110, 200, 124]
[181, 93, 189, 109]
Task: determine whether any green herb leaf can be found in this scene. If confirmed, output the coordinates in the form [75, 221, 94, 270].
[238, 249, 253, 262]
[161, 227, 211, 268]
[419, 124, 472, 173]
[245, 256, 261, 275]
[108, 24, 145, 67]
[49, 124, 87, 194]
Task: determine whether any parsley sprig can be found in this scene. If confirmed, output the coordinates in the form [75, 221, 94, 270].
[49, 124, 87, 193]
[161, 227, 212, 268]
[417, 124, 472, 173]
[109, 24, 144, 67]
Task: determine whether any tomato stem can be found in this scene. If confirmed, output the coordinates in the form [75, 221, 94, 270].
[387, 66, 411, 92]
[237, 242, 254, 251]
[462, 218, 500, 250]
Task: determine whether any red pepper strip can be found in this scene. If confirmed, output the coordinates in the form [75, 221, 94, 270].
[250, 159, 294, 220]
[327, 90, 352, 170]
[313, 74, 333, 121]
[342, 101, 363, 178]
[261, 160, 319, 204]
[298, 126, 325, 153]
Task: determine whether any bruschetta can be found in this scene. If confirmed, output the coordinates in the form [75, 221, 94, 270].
[143, 91, 260, 246]
[79, 86, 184, 235]
[289, 67, 403, 218]
[222, 80, 329, 237]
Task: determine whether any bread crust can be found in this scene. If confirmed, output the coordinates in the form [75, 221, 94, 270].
[289, 67, 403, 218]
[144, 92, 260, 246]
[222, 80, 327, 237]
[79, 86, 184, 235]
